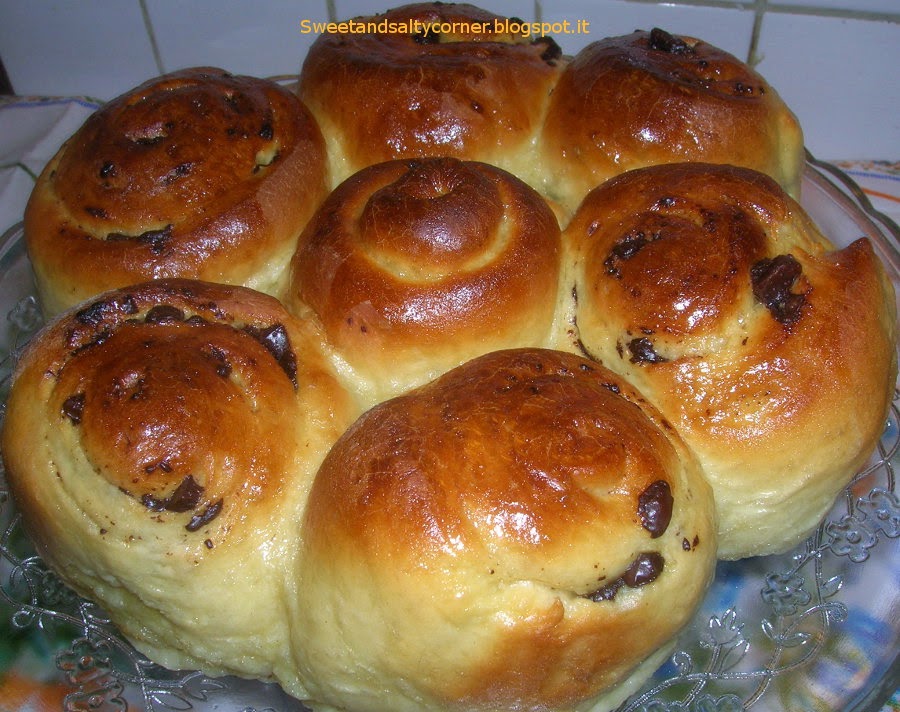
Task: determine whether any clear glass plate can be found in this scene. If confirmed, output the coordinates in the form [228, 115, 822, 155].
[0, 157, 898, 712]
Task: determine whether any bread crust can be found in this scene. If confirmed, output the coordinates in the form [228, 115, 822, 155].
[24, 68, 329, 316]
[286, 156, 562, 404]
[292, 348, 717, 712]
[297, 2, 565, 189]
[1, 279, 357, 682]
[563, 162, 897, 558]
[540, 29, 804, 214]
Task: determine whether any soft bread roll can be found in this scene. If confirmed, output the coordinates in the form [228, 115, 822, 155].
[25, 67, 329, 317]
[291, 348, 717, 712]
[285, 156, 563, 406]
[563, 162, 897, 559]
[1, 279, 357, 684]
[540, 28, 804, 214]
[297, 2, 566, 190]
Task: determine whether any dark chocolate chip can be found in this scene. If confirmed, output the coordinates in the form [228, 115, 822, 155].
[537, 36, 562, 62]
[62, 393, 86, 424]
[648, 27, 694, 55]
[204, 344, 233, 378]
[186, 498, 224, 532]
[144, 304, 185, 324]
[106, 224, 173, 255]
[141, 475, 204, 514]
[412, 29, 439, 44]
[655, 196, 677, 209]
[163, 162, 194, 184]
[627, 337, 667, 364]
[750, 254, 806, 325]
[85, 206, 109, 219]
[259, 121, 274, 140]
[75, 295, 139, 327]
[584, 552, 665, 602]
[638, 480, 674, 538]
[99, 161, 117, 179]
[586, 578, 624, 602]
[164, 475, 205, 513]
[244, 323, 298, 387]
[604, 230, 660, 278]
[622, 552, 665, 587]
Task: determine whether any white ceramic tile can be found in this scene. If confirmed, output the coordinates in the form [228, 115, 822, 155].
[331, 0, 536, 21]
[537, 0, 756, 60]
[0, 0, 158, 100]
[755, 13, 900, 159]
[145, 0, 329, 80]
[768, 0, 900, 15]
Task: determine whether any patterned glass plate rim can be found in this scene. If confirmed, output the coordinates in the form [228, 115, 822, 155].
[0, 155, 898, 712]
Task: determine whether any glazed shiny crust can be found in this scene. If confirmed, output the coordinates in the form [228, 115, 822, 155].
[3, 7, 898, 711]
[285, 156, 563, 405]
[540, 29, 804, 214]
[297, 2, 565, 189]
[291, 348, 717, 712]
[1, 279, 357, 682]
[563, 162, 897, 559]
[25, 67, 329, 316]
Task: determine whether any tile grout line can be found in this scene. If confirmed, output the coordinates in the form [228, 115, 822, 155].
[138, 0, 166, 75]
[765, 3, 900, 22]
[577, 0, 899, 23]
[747, 0, 767, 66]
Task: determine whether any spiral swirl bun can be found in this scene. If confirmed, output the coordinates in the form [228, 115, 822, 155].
[564, 163, 897, 559]
[540, 29, 804, 214]
[1, 279, 357, 680]
[291, 348, 717, 712]
[297, 2, 565, 189]
[25, 67, 329, 316]
[286, 156, 562, 404]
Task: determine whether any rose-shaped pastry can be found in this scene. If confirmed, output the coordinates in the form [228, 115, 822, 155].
[564, 162, 897, 559]
[1, 279, 357, 682]
[290, 348, 717, 712]
[25, 67, 329, 316]
[285, 156, 563, 405]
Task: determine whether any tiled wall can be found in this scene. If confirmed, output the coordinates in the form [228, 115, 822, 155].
[1, 0, 897, 161]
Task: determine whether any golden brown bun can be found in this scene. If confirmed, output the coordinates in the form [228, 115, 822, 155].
[291, 348, 717, 712]
[297, 2, 566, 190]
[24, 67, 329, 317]
[540, 29, 804, 214]
[563, 162, 897, 559]
[1, 279, 357, 684]
[285, 156, 563, 405]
